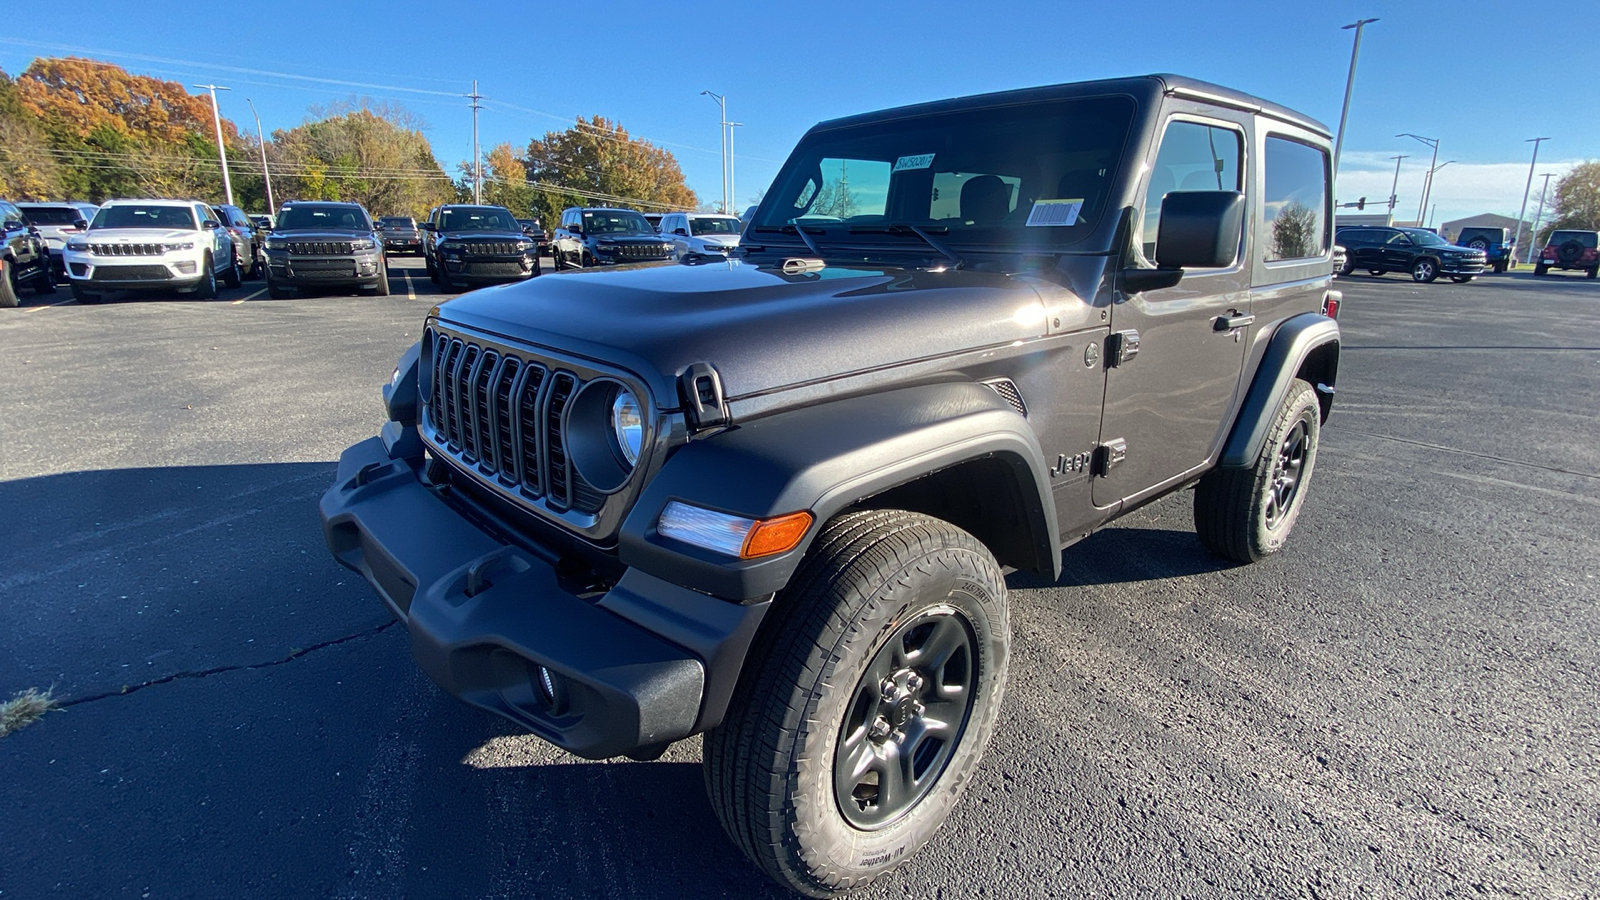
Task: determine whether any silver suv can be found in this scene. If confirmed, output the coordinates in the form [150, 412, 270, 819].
[17, 202, 99, 279]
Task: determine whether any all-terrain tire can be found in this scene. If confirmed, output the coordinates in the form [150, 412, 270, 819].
[704, 509, 1010, 898]
[1193, 378, 1320, 563]
[1534, 264, 1548, 276]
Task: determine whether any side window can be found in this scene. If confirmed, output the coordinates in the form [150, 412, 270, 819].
[1263, 136, 1329, 262]
[1141, 121, 1242, 260]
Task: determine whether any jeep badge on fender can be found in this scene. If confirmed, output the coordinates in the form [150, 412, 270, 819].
[321, 74, 1341, 897]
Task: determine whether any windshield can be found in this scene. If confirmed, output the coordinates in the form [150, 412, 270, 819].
[277, 205, 370, 231]
[582, 211, 653, 235]
[1401, 228, 1449, 247]
[91, 205, 197, 230]
[1550, 231, 1598, 248]
[753, 96, 1135, 250]
[690, 216, 743, 236]
[21, 206, 87, 226]
[440, 208, 518, 231]
[379, 217, 415, 229]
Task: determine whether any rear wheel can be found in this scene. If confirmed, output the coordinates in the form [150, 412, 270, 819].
[221, 254, 242, 289]
[1367, 269, 1386, 276]
[1194, 378, 1320, 563]
[705, 510, 1009, 898]
[1534, 264, 1548, 276]
[1410, 257, 1439, 283]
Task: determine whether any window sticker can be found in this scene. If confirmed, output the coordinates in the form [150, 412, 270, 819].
[892, 153, 936, 173]
[1025, 199, 1083, 226]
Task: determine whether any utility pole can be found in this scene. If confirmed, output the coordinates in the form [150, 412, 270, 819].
[195, 84, 234, 206]
[701, 91, 728, 213]
[1399, 133, 1439, 224]
[1528, 172, 1556, 263]
[468, 81, 484, 204]
[1387, 154, 1408, 220]
[728, 122, 743, 216]
[1332, 18, 1379, 179]
[246, 98, 275, 216]
[1513, 137, 1549, 264]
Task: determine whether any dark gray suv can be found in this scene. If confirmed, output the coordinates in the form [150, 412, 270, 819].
[321, 74, 1342, 896]
[263, 201, 388, 298]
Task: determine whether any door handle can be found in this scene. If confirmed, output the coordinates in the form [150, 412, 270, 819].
[1214, 311, 1255, 332]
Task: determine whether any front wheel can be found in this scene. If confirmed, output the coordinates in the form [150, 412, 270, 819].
[1337, 258, 1354, 277]
[1410, 257, 1439, 283]
[369, 261, 392, 296]
[194, 254, 218, 299]
[1, 261, 21, 308]
[1588, 266, 1598, 279]
[70, 283, 102, 305]
[1193, 378, 1320, 563]
[705, 510, 1009, 898]
[222, 254, 242, 289]
[1534, 264, 1548, 276]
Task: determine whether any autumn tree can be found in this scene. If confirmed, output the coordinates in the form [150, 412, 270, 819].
[0, 69, 62, 199]
[1538, 161, 1600, 244]
[271, 100, 454, 218]
[523, 116, 697, 226]
[1269, 201, 1319, 260]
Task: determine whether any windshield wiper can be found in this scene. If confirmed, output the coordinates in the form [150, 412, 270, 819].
[850, 223, 964, 268]
[757, 223, 824, 257]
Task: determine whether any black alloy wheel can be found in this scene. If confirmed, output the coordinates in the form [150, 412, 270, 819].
[1263, 417, 1310, 532]
[834, 607, 979, 830]
[1193, 378, 1321, 562]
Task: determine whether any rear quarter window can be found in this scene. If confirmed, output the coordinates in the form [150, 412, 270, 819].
[1263, 136, 1329, 262]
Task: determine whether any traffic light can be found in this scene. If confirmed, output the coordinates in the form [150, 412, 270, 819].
[1357, 197, 1366, 210]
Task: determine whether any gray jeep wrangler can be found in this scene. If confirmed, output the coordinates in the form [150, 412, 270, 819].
[321, 74, 1341, 896]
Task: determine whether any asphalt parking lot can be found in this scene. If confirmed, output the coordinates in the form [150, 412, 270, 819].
[1, 260, 1597, 899]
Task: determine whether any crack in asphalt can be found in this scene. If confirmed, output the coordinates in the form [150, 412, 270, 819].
[57, 620, 400, 709]
[1343, 429, 1600, 480]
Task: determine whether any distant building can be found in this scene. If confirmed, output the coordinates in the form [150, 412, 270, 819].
[1438, 213, 1530, 244]
[1334, 213, 1394, 228]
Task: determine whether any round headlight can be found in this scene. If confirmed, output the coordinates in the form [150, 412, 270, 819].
[611, 389, 643, 466]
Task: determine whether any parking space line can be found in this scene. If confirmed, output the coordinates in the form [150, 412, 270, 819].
[26, 297, 79, 313]
[232, 288, 267, 305]
[404, 273, 416, 300]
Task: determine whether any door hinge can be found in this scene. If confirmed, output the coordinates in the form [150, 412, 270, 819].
[1106, 330, 1140, 367]
[1093, 438, 1127, 476]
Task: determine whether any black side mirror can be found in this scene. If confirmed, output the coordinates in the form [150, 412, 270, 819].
[419, 222, 435, 232]
[1153, 191, 1244, 269]
[203, 220, 220, 229]
[674, 228, 688, 236]
[73, 218, 90, 231]
[568, 225, 582, 235]
[2, 220, 22, 231]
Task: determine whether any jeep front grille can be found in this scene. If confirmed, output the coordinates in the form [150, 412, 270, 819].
[88, 243, 162, 256]
[463, 242, 521, 256]
[285, 241, 358, 255]
[425, 329, 604, 514]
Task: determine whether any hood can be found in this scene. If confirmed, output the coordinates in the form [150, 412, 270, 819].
[80, 227, 204, 244]
[590, 234, 668, 244]
[268, 229, 374, 241]
[435, 259, 1050, 409]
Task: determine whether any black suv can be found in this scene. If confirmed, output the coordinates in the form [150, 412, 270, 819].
[515, 217, 547, 254]
[262, 201, 388, 298]
[549, 207, 673, 268]
[1455, 226, 1515, 273]
[1335, 225, 1486, 283]
[377, 216, 422, 255]
[0, 199, 53, 308]
[420, 204, 539, 289]
[1534, 229, 1599, 278]
[321, 74, 1343, 896]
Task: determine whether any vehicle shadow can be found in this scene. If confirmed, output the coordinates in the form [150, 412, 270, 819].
[1008, 524, 1239, 591]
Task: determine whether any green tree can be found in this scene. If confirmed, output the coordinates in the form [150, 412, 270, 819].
[0, 69, 62, 199]
[523, 116, 697, 226]
[271, 100, 454, 218]
[1538, 161, 1600, 244]
[1269, 201, 1318, 260]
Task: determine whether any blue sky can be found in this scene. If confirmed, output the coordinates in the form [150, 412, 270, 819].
[3, 0, 1595, 227]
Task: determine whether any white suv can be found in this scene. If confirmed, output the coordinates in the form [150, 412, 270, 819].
[63, 199, 240, 304]
[659, 212, 744, 260]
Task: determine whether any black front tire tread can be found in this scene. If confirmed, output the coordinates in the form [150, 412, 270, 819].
[704, 509, 1008, 898]
[1193, 378, 1320, 563]
[0, 263, 20, 308]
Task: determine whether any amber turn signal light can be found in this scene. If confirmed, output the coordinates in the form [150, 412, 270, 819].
[741, 511, 814, 559]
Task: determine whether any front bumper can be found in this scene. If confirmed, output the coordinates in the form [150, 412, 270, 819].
[320, 435, 766, 759]
[63, 253, 207, 290]
[1440, 257, 1487, 275]
[440, 254, 538, 282]
[267, 252, 384, 286]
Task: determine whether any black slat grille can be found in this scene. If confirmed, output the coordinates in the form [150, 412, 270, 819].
[424, 329, 605, 513]
[467, 261, 526, 276]
[464, 242, 520, 256]
[615, 243, 670, 260]
[287, 241, 359, 255]
[89, 243, 163, 256]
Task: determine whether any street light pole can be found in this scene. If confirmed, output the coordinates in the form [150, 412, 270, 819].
[246, 98, 275, 217]
[1387, 155, 1408, 220]
[1333, 18, 1379, 179]
[1513, 137, 1549, 264]
[728, 122, 743, 216]
[195, 84, 234, 206]
[1422, 160, 1454, 227]
[701, 91, 728, 213]
[1399, 133, 1439, 224]
[1529, 172, 1556, 263]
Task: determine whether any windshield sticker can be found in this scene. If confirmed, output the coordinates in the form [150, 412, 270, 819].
[1026, 199, 1083, 227]
[892, 154, 936, 173]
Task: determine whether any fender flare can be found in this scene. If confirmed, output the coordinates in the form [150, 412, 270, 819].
[1220, 312, 1340, 469]
[618, 382, 1061, 601]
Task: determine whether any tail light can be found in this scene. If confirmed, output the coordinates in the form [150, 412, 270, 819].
[1322, 290, 1341, 320]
